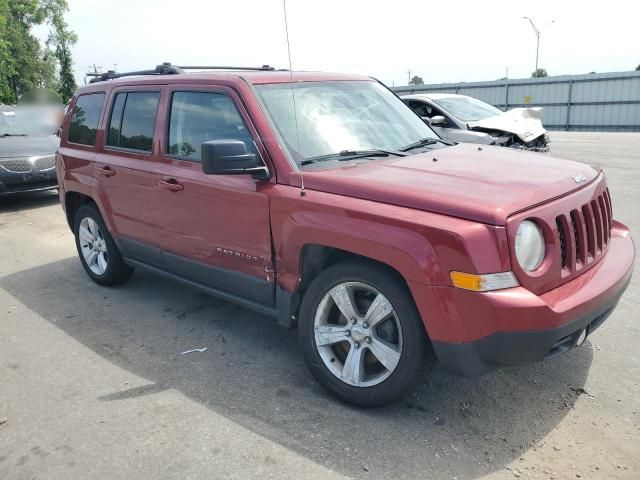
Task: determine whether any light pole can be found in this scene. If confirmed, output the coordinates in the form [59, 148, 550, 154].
[523, 17, 554, 75]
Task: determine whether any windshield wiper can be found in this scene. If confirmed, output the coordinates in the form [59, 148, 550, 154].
[301, 149, 407, 166]
[1, 133, 27, 137]
[399, 137, 454, 152]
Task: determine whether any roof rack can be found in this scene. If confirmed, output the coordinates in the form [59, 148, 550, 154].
[88, 62, 276, 83]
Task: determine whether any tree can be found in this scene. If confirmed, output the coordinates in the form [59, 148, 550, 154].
[0, 0, 76, 104]
[43, 0, 77, 103]
[0, 0, 12, 102]
[531, 68, 548, 78]
[409, 75, 424, 86]
[636, 64, 640, 71]
[1, 0, 54, 104]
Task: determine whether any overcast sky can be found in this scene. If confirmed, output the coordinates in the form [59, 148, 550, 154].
[39, 0, 640, 87]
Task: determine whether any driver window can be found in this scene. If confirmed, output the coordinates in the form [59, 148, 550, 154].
[167, 91, 255, 161]
[408, 100, 456, 129]
[409, 100, 434, 118]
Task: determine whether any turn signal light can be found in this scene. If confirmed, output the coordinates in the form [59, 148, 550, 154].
[450, 271, 519, 292]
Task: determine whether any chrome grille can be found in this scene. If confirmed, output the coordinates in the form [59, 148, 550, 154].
[34, 155, 55, 171]
[556, 189, 612, 272]
[0, 158, 32, 173]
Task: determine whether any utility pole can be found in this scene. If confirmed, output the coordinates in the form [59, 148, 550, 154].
[407, 69, 411, 85]
[523, 17, 554, 74]
[523, 17, 540, 73]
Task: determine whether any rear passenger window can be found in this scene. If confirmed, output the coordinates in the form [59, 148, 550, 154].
[68, 93, 105, 146]
[106, 92, 160, 153]
[167, 91, 255, 161]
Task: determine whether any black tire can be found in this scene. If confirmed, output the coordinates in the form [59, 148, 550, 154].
[298, 260, 434, 407]
[73, 203, 133, 286]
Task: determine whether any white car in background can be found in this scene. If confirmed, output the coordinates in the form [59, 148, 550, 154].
[402, 93, 549, 152]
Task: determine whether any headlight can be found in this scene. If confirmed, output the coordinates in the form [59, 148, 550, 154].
[515, 220, 545, 271]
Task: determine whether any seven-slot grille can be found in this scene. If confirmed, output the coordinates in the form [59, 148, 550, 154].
[0, 155, 55, 173]
[556, 188, 613, 272]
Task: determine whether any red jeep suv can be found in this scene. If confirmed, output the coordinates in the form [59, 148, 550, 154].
[56, 64, 635, 406]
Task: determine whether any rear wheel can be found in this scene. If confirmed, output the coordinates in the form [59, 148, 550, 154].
[73, 203, 133, 286]
[299, 260, 433, 407]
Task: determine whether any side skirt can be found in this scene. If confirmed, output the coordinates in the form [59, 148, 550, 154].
[124, 257, 279, 320]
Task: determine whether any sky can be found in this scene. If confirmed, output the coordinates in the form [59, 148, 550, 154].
[36, 0, 640, 87]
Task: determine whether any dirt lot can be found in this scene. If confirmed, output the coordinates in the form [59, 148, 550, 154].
[1, 132, 638, 480]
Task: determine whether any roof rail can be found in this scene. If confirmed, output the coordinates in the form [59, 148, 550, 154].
[179, 65, 276, 71]
[88, 62, 276, 83]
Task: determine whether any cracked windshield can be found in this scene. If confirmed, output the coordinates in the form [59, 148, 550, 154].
[256, 81, 438, 167]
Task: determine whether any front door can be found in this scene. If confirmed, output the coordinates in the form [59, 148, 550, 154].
[152, 86, 274, 307]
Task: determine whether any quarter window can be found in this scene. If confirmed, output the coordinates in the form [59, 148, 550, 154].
[68, 93, 105, 146]
[168, 91, 255, 161]
[106, 91, 160, 153]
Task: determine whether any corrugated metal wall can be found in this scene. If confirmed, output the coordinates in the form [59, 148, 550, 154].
[391, 71, 640, 131]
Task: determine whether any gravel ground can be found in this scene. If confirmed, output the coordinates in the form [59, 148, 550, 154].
[0, 132, 638, 480]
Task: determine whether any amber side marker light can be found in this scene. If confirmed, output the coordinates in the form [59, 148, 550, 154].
[450, 271, 519, 292]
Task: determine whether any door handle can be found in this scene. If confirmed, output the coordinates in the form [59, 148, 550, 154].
[158, 179, 184, 192]
[97, 166, 116, 177]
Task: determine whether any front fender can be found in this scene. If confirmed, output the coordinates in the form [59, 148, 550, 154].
[277, 210, 441, 292]
[269, 185, 510, 294]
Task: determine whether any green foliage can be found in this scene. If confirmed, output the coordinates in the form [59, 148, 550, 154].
[43, 0, 77, 102]
[409, 75, 424, 86]
[531, 68, 548, 78]
[0, 0, 77, 105]
[0, 0, 12, 102]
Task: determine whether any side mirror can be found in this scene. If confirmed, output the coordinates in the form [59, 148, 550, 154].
[429, 115, 446, 126]
[201, 139, 269, 180]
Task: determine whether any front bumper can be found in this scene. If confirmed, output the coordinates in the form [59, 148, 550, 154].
[432, 287, 626, 377]
[0, 169, 57, 195]
[413, 222, 634, 377]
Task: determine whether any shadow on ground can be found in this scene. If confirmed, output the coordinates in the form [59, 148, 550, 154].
[0, 190, 59, 213]
[1, 257, 594, 479]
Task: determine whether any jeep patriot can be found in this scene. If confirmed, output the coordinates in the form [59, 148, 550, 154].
[56, 63, 635, 406]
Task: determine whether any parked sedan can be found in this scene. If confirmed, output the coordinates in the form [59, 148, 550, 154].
[402, 93, 549, 152]
[0, 105, 60, 195]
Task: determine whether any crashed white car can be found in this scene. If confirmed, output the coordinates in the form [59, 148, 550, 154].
[402, 93, 549, 152]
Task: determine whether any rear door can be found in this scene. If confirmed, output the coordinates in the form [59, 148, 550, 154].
[60, 92, 106, 199]
[93, 86, 165, 266]
[152, 85, 274, 306]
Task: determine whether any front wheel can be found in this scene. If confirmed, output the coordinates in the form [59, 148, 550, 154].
[298, 261, 433, 407]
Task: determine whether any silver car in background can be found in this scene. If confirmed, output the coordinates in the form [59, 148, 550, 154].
[402, 93, 549, 152]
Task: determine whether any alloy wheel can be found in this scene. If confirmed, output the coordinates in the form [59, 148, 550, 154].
[78, 217, 108, 275]
[313, 281, 403, 387]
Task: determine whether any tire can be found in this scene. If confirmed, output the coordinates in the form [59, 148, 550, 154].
[73, 203, 133, 286]
[298, 260, 434, 407]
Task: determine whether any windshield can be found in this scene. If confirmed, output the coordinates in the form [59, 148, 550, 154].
[433, 96, 503, 122]
[0, 106, 62, 136]
[255, 81, 438, 166]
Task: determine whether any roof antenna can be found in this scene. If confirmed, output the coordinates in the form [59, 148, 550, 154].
[282, 0, 305, 197]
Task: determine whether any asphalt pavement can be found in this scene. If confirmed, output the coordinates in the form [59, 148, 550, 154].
[1, 132, 638, 480]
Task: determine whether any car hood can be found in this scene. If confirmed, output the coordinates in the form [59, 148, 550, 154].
[0, 134, 59, 158]
[468, 107, 547, 143]
[291, 143, 599, 225]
